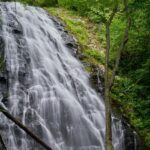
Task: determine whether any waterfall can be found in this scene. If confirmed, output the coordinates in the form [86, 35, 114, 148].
[0, 2, 126, 150]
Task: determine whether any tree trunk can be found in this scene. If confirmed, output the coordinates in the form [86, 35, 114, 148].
[104, 6, 118, 150]
[105, 23, 114, 150]
[0, 133, 7, 150]
[104, 1, 130, 150]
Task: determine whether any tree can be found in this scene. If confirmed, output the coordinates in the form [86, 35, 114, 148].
[104, 1, 130, 150]
[90, 0, 131, 149]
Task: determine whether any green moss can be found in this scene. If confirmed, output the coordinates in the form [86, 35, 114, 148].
[64, 18, 89, 46]
[83, 49, 105, 65]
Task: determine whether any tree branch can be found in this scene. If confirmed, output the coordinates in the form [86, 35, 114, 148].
[109, 0, 131, 90]
[104, 6, 118, 150]
[107, 5, 118, 26]
[0, 105, 52, 150]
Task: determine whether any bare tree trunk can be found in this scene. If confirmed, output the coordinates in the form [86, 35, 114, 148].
[105, 23, 114, 150]
[104, 6, 118, 150]
[104, 1, 130, 150]
[0, 105, 52, 150]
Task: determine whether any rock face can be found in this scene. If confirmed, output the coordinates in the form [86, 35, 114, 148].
[49, 16, 79, 56]
[122, 119, 149, 150]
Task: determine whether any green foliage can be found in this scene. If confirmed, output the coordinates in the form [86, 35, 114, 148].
[120, 2, 150, 75]
[112, 76, 150, 147]
[58, 0, 91, 15]
[65, 19, 89, 45]
[18, 0, 58, 6]
[58, 0, 123, 23]
[84, 49, 105, 65]
[135, 59, 150, 94]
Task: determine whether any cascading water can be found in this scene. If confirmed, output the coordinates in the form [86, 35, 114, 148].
[0, 2, 127, 150]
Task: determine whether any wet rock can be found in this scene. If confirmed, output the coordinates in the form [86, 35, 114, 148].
[0, 36, 5, 55]
[50, 16, 65, 27]
[88, 65, 104, 95]
[120, 118, 148, 150]
[62, 33, 78, 49]
[1, 97, 8, 106]
[57, 26, 64, 31]
[18, 70, 26, 82]
[65, 41, 74, 47]
[13, 28, 23, 34]
[50, 16, 79, 56]
[0, 75, 7, 84]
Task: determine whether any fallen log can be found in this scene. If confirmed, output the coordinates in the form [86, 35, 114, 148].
[0, 133, 7, 150]
[0, 105, 52, 150]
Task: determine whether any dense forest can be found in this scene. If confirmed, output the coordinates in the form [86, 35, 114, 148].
[0, 0, 150, 149]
